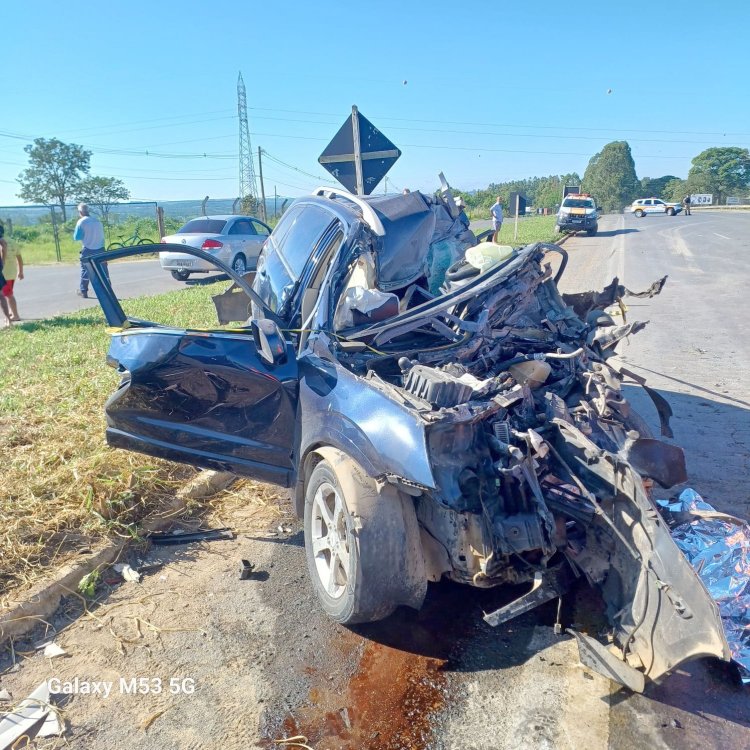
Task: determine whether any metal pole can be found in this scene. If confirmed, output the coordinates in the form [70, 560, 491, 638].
[514, 194, 520, 242]
[201, 196, 209, 216]
[258, 147, 267, 221]
[274, 187, 277, 218]
[352, 105, 364, 196]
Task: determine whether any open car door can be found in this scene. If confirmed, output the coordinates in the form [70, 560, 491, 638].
[83, 244, 298, 487]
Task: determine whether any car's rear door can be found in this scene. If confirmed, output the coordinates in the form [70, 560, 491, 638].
[247, 219, 271, 265]
[83, 244, 298, 487]
[226, 218, 254, 267]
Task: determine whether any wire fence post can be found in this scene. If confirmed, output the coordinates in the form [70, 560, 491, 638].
[50, 207, 62, 262]
[156, 206, 165, 242]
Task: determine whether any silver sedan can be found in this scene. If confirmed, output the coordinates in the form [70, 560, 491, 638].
[159, 214, 271, 281]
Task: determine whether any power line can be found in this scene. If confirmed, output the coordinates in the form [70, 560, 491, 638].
[246, 113, 748, 146]
[249, 106, 750, 139]
[261, 149, 336, 184]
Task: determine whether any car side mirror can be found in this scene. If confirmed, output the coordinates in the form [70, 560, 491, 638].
[252, 318, 287, 366]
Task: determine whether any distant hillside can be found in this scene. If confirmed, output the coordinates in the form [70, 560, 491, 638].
[0, 197, 291, 225]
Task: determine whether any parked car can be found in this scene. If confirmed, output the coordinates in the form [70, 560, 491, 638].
[84, 188, 731, 692]
[159, 215, 271, 281]
[630, 198, 682, 218]
[555, 194, 599, 236]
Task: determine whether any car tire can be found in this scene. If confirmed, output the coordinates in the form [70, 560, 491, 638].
[667, 208, 675, 216]
[587, 226, 597, 236]
[231, 254, 247, 275]
[171, 270, 191, 281]
[634, 209, 645, 218]
[303, 451, 427, 624]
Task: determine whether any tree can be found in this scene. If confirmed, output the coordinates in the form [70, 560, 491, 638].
[663, 178, 689, 203]
[17, 138, 92, 221]
[640, 175, 678, 199]
[581, 141, 640, 212]
[687, 147, 750, 203]
[76, 176, 130, 228]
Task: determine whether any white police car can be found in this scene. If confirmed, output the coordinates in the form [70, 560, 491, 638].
[630, 198, 682, 218]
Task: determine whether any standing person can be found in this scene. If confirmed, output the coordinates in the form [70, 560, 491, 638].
[0, 225, 24, 321]
[490, 196, 504, 242]
[682, 194, 692, 216]
[0, 224, 9, 327]
[73, 203, 104, 298]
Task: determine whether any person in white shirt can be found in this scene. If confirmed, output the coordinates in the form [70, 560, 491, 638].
[490, 197, 504, 242]
[73, 203, 105, 298]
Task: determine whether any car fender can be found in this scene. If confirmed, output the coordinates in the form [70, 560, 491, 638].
[293, 352, 435, 515]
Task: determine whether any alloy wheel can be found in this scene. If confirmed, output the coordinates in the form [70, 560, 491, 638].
[310, 481, 351, 599]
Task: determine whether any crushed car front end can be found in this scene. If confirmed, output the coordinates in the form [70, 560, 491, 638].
[292, 194, 731, 690]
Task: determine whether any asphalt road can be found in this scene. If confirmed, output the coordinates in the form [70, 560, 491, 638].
[8, 259, 185, 322]
[1, 211, 748, 749]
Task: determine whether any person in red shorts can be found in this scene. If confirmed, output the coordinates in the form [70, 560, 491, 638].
[0, 223, 10, 327]
[0, 222, 23, 323]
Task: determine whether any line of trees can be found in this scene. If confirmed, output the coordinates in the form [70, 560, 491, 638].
[17, 137, 130, 226]
[456, 173, 583, 213]
[458, 142, 750, 214]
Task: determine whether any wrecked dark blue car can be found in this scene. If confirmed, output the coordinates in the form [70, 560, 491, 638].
[86, 187, 732, 691]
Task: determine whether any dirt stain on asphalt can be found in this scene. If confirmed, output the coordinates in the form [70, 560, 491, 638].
[271, 634, 449, 750]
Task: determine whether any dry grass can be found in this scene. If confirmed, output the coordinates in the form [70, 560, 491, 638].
[0, 281, 263, 606]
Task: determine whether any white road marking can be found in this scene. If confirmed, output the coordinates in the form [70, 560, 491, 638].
[714, 233, 732, 240]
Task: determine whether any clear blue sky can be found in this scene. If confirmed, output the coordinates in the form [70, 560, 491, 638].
[1, 0, 748, 205]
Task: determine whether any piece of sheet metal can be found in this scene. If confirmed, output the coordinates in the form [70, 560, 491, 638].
[661, 489, 750, 684]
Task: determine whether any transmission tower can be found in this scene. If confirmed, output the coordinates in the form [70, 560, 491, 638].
[237, 72, 259, 210]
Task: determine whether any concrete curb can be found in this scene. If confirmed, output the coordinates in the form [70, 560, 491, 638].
[0, 470, 237, 645]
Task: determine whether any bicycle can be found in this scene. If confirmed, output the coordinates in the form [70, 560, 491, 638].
[106, 227, 155, 250]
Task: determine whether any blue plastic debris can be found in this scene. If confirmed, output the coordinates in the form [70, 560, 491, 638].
[661, 488, 750, 684]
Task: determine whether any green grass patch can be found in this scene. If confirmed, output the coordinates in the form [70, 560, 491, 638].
[475, 214, 562, 246]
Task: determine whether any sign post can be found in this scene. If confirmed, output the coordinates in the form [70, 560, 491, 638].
[319, 107, 401, 195]
[351, 106, 364, 196]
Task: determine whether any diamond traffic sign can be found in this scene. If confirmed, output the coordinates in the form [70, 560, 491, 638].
[318, 106, 401, 195]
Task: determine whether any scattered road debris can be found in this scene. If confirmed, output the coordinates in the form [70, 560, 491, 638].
[141, 709, 167, 731]
[273, 735, 315, 750]
[113, 563, 141, 583]
[0, 681, 62, 749]
[239, 559, 256, 580]
[41, 642, 66, 659]
[77, 568, 101, 597]
[149, 527, 234, 546]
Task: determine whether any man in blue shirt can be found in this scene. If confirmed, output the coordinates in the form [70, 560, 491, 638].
[73, 203, 105, 298]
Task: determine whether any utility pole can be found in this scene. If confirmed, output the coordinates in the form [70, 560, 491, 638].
[257, 147, 267, 221]
[274, 187, 277, 219]
[237, 72, 259, 212]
